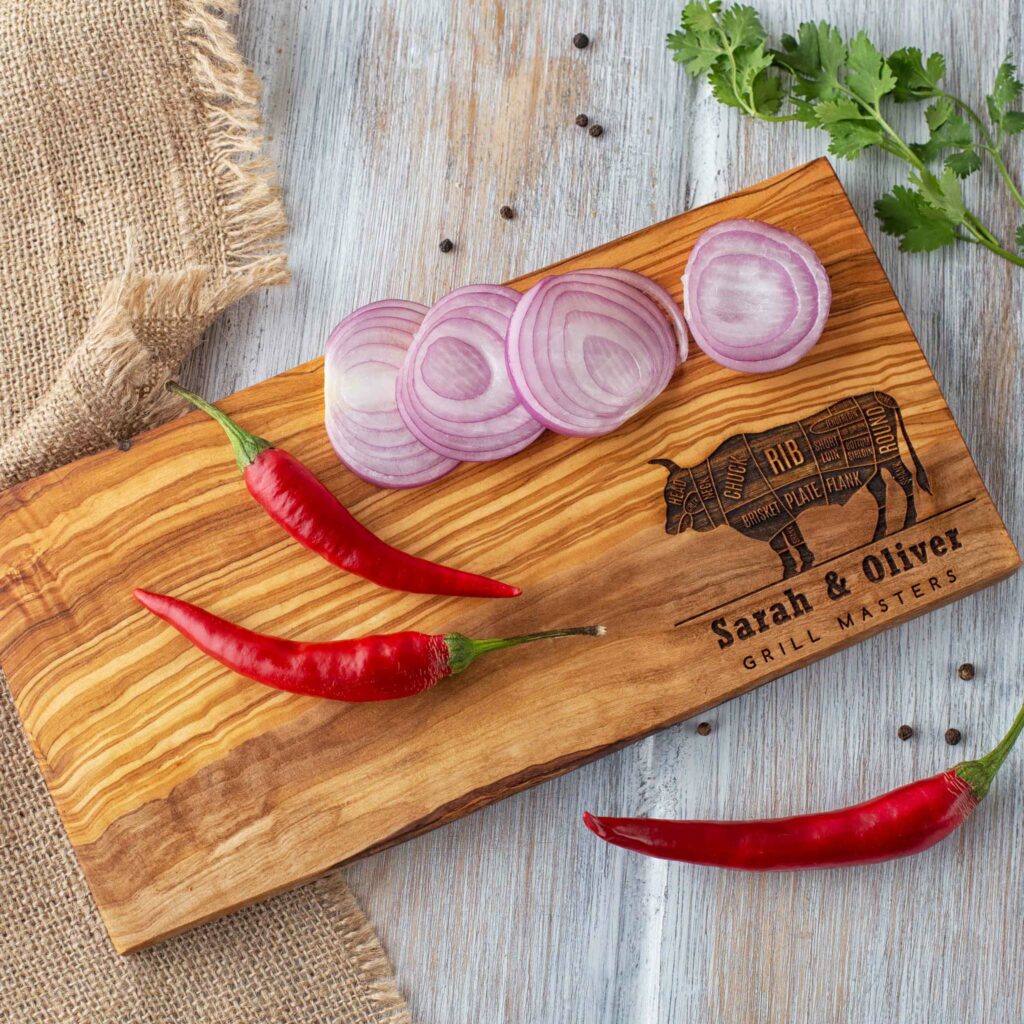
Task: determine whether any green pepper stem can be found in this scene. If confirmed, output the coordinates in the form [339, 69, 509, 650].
[955, 699, 1024, 801]
[445, 625, 605, 674]
[167, 381, 272, 473]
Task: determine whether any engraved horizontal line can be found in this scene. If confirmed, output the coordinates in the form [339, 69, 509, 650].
[672, 497, 977, 627]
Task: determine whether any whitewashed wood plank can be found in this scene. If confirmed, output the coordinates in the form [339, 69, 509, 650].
[180, 1, 1024, 1021]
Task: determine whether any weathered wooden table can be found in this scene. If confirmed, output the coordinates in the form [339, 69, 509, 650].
[181, 2, 1024, 1020]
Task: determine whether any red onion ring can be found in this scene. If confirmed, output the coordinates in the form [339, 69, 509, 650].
[682, 219, 831, 373]
[324, 300, 459, 488]
[572, 268, 689, 361]
[396, 284, 544, 461]
[506, 270, 683, 437]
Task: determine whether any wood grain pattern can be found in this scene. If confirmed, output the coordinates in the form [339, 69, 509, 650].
[0, 158, 1017, 957]
[179, 4, 1024, 1022]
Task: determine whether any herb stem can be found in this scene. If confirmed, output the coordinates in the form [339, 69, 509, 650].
[958, 210, 1003, 250]
[967, 230, 1024, 266]
[981, 237, 1024, 266]
[940, 90, 1024, 212]
[941, 92, 998, 147]
[854, 93, 1012, 254]
[990, 150, 1024, 211]
[867, 102, 927, 170]
[965, 213, 1002, 248]
[716, 27, 749, 119]
[753, 111, 802, 123]
[835, 86, 1017, 259]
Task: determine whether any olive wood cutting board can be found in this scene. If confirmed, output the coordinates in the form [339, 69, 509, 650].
[0, 158, 1018, 953]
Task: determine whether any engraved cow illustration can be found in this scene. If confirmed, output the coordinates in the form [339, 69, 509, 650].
[650, 392, 931, 579]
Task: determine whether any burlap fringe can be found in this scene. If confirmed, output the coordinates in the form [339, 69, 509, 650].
[183, 0, 289, 278]
[322, 874, 414, 1024]
[0, 0, 288, 488]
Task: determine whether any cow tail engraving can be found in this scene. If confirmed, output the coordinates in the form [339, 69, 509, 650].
[895, 403, 931, 495]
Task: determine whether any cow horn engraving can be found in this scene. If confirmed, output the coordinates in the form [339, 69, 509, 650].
[648, 458, 679, 473]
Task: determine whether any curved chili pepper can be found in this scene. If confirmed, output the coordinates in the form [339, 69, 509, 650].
[584, 701, 1024, 870]
[135, 589, 603, 702]
[167, 383, 520, 599]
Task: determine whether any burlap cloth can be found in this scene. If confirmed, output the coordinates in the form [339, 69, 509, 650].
[0, 2, 411, 1021]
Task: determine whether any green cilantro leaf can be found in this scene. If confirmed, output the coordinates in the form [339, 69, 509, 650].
[790, 97, 820, 128]
[804, 98, 885, 157]
[991, 60, 1023, 111]
[846, 32, 897, 109]
[682, 0, 721, 33]
[925, 97, 953, 131]
[719, 4, 766, 49]
[668, 31, 720, 75]
[875, 185, 959, 252]
[909, 167, 967, 225]
[669, 2, 779, 117]
[736, 41, 774, 97]
[824, 120, 886, 159]
[750, 66, 785, 115]
[944, 148, 983, 177]
[775, 21, 838, 77]
[910, 114, 973, 164]
[707, 64, 745, 109]
[888, 47, 946, 101]
[775, 21, 845, 101]
[986, 60, 1024, 130]
[937, 116, 973, 147]
[1003, 111, 1024, 134]
[668, 3, 724, 74]
[810, 98, 862, 124]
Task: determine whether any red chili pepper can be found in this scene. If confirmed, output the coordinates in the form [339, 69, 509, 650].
[584, 702, 1024, 870]
[167, 383, 520, 599]
[135, 588, 603, 702]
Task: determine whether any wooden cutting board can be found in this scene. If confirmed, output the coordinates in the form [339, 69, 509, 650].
[0, 159, 1018, 954]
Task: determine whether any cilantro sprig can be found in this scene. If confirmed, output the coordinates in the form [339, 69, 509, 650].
[668, 3, 1024, 267]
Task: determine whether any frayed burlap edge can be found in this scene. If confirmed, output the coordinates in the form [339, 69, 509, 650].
[322, 874, 415, 1024]
[182, 0, 291, 277]
[0, 0, 289, 489]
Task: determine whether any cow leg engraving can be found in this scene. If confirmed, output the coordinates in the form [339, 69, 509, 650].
[886, 458, 918, 528]
[770, 531, 799, 579]
[783, 522, 815, 572]
[865, 472, 888, 541]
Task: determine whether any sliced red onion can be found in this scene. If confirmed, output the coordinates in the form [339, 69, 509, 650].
[572, 268, 689, 361]
[396, 285, 544, 461]
[324, 300, 459, 488]
[682, 219, 831, 374]
[505, 270, 683, 437]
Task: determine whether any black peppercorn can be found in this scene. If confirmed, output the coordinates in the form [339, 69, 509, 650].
[439, 238, 454, 253]
[945, 728, 962, 746]
[897, 724, 913, 741]
[958, 663, 975, 681]
[499, 205, 515, 220]
[588, 124, 603, 138]
[573, 33, 590, 49]
[575, 113, 589, 127]
[696, 722, 711, 736]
